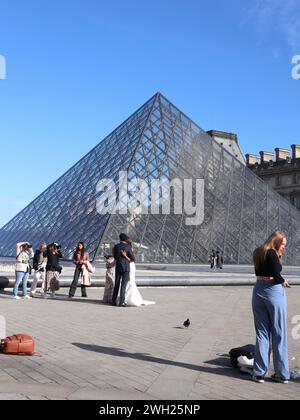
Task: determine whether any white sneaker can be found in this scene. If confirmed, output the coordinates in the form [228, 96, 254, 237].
[237, 356, 254, 368]
[23, 295, 32, 300]
[30, 291, 36, 298]
[50, 292, 56, 299]
[13, 295, 21, 300]
[43, 293, 48, 299]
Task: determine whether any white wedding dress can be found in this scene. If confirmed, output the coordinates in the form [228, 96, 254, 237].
[125, 262, 156, 307]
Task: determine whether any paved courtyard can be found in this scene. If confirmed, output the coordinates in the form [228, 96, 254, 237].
[0, 285, 300, 400]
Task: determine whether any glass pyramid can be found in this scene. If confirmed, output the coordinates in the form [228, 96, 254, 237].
[1, 93, 300, 264]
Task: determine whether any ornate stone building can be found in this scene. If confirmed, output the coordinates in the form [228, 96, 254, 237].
[207, 130, 246, 165]
[246, 145, 300, 210]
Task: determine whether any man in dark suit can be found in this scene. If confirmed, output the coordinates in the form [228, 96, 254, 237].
[112, 233, 134, 307]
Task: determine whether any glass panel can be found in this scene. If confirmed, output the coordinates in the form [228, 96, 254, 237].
[1, 93, 300, 265]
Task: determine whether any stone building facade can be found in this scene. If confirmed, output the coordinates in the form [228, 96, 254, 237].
[246, 145, 300, 210]
[207, 130, 246, 165]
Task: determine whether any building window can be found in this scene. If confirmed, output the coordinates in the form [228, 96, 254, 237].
[293, 174, 300, 185]
[291, 196, 300, 210]
[275, 176, 282, 187]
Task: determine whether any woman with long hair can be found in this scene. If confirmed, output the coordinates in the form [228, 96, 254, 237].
[252, 231, 291, 384]
[69, 242, 90, 298]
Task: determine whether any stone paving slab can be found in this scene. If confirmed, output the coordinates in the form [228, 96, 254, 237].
[0, 283, 300, 400]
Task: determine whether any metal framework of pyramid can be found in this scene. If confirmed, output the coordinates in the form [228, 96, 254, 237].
[1, 92, 300, 264]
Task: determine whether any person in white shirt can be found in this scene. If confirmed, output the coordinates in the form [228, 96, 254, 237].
[14, 242, 34, 300]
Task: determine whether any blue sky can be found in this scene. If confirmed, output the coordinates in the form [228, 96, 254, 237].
[0, 0, 299, 227]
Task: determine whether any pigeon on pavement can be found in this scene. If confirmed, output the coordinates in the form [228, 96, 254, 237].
[183, 319, 190, 328]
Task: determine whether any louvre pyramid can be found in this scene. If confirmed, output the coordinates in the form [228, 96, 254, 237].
[1, 92, 300, 264]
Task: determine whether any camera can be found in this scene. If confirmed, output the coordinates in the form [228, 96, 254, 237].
[54, 243, 62, 250]
[24, 243, 32, 250]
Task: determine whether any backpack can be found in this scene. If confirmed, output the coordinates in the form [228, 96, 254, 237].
[229, 344, 255, 368]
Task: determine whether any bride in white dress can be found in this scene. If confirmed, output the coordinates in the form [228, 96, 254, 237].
[121, 241, 155, 307]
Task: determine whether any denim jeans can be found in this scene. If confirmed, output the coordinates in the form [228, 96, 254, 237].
[14, 271, 29, 297]
[252, 280, 290, 380]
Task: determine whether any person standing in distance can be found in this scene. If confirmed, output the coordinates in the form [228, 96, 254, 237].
[30, 242, 48, 297]
[14, 242, 34, 300]
[45, 243, 63, 299]
[111, 233, 134, 307]
[252, 231, 291, 384]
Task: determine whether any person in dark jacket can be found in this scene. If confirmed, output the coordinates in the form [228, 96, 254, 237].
[45, 243, 63, 299]
[111, 233, 134, 307]
[252, 231, 291, 384]
[210, 250, 217, 270]
[30, 242, 48, 297]
[216, 251, 223, 269]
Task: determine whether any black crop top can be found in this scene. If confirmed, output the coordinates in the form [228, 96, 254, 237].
[255, 249, 285, 284]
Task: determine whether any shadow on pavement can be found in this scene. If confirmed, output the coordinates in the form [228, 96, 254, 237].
[72, 343, 251, 381]
[56, 296, 107, 305]
[0, 290, 108, 306]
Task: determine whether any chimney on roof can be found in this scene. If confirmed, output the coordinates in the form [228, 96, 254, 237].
[206, 130, 238, 144]
[275, 148, 290, 162]
[260, 151, 274, 164]
[291, 144, 300, 160]
[245, 154, 260, 166]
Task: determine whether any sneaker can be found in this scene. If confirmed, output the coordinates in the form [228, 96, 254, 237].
[50, 292, 56, 299]
[30, 291, 36, 298]
[238, 355, 254, 368]
[252, 376, 265, 384]
[43, 293, 48, 299]
[271, 374, 289, 384]
[23, 295, 32, 300]
[13, 295, 21, 300]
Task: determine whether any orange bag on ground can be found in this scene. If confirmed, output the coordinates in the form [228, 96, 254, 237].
[0, 334, 35, 355]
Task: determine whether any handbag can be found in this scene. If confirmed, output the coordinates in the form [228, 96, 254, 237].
[86, 261, 95, 274]
[1, 334, 35, 355]
[229, 345, 255, 368]
[50, 276, 60, 291]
